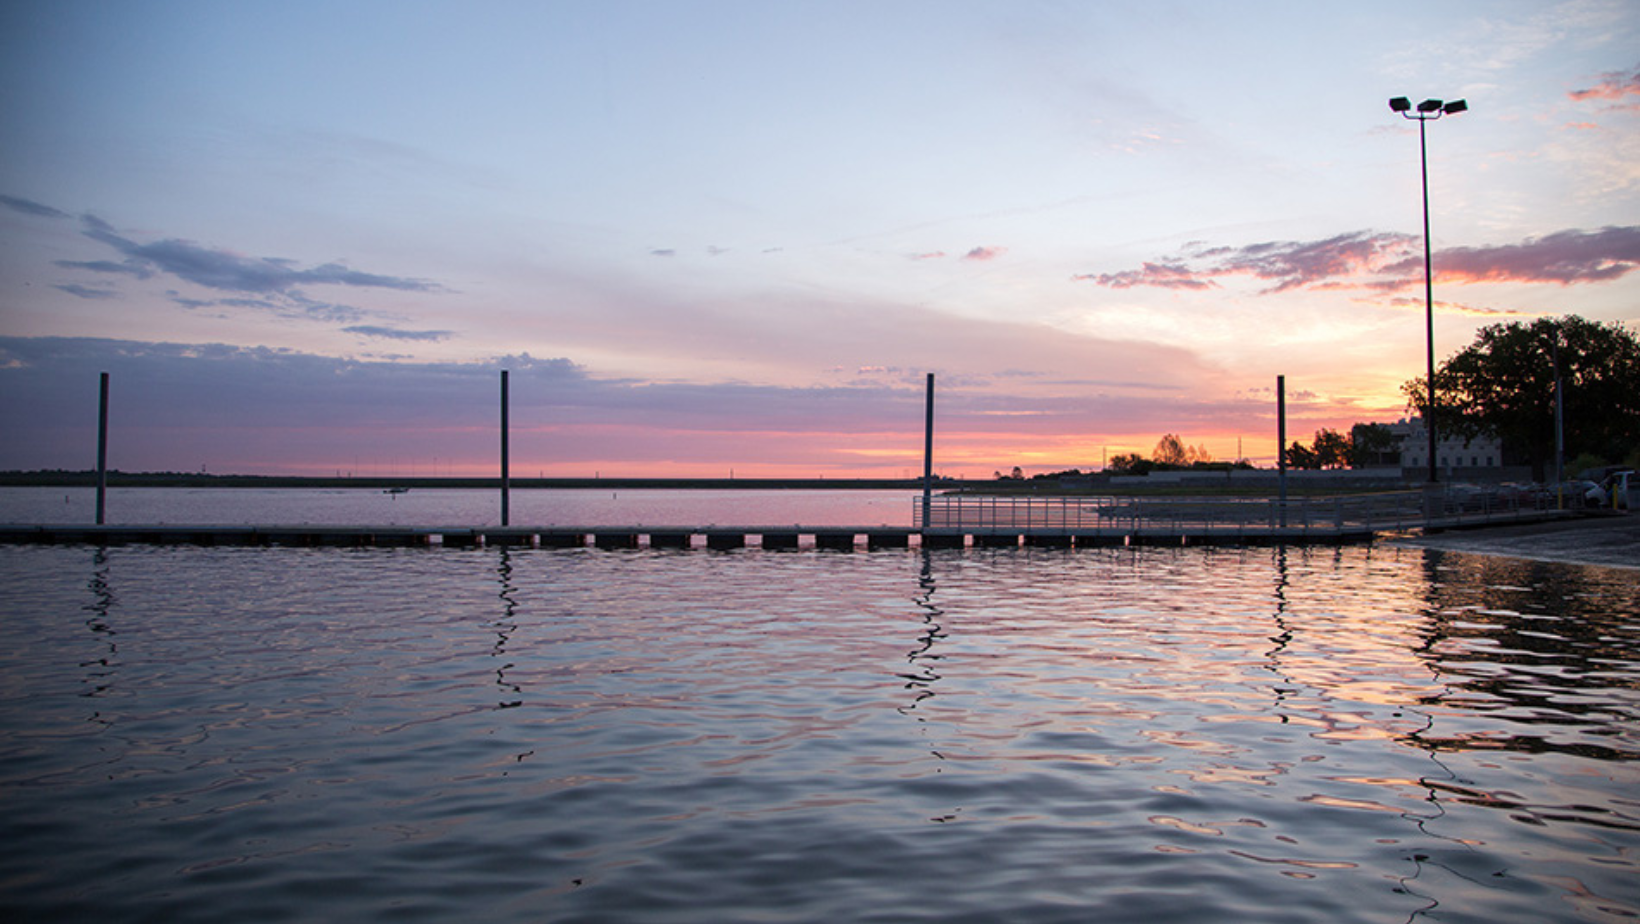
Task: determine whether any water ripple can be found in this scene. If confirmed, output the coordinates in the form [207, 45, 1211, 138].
[0, 543, 1636, 922]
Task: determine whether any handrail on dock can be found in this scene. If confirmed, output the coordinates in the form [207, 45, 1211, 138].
[0, 487, 1580, 550]
[914, 487, 1576, 537]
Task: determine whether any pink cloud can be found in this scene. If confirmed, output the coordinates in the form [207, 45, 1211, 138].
[1080, 226, 1640, 295]
[1387, 226, 1640, 286]
[962, 245, 1007, 262]
[1079, 232, 1416, 293]
[1569, 66, 1640, 108]
[1074, 262, 1217, 290]
[910, 251, 947, 260]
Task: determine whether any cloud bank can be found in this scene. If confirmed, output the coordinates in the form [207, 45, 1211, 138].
[1078, 226, 1640, 294]
[0, 337, 1280, 477]
[9, 194, 449, 338]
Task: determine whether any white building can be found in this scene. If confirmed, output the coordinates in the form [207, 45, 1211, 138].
[1386, 417, 1502, 473]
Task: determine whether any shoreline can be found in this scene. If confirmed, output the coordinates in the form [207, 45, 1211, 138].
[1391, 513, 1639, 570]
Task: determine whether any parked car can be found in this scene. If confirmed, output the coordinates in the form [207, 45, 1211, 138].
[1591, 471, 1634, 510]
[1552, 480, 1602, 509]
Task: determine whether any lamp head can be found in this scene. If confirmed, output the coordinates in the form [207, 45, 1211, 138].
[1442, 99, 1467, 115]
[1389, 97, 1412, 112]
[1417, 98, 1444, 113]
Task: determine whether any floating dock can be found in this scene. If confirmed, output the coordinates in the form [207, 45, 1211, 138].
[0, 521, 1402, 549]
[0, 491, 1578, 550]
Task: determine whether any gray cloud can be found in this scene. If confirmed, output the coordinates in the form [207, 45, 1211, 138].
[343, 325, 455, 342]
[55, 259, 155, 279]
[0, 194, 69, 219]
[54, 283, 120, 300]
[79, 215, 438, 295]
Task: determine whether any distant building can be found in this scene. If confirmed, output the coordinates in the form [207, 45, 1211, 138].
[1385, 417, 1502, 474]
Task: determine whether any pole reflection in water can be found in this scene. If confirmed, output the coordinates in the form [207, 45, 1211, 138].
[1265, 545, 1295, 721]
[0, 542, 1635, 924]
[899, 550, 946, 717]
[81, 548, 118, 727]
[493, 547, 522, 710]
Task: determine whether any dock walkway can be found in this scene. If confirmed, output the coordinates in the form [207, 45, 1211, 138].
[0, 489, 1583, 550]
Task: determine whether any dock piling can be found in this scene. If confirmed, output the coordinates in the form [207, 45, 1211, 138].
[96, 372, 109, 525]
[500, 369, 510, 527]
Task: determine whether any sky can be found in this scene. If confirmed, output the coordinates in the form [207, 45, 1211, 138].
[1, 0, 1637, 479]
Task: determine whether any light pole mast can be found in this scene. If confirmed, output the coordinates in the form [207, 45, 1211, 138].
[1390, 95, 1465, 484]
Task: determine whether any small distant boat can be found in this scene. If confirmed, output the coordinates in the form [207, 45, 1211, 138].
[384, 487, 411, 496]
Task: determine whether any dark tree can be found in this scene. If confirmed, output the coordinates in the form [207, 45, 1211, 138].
[1311, 428, 1352, 469]
[1403, 316, 1640, 481]
[1284, 441, 1319, 469]
[1348, 422, 1398, 468]
[1107, 452, 1152, 475]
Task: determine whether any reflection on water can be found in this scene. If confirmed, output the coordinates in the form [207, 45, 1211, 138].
[81, 549, 119, 723]
[0, 543, 1635, 923]
[899, 551, 945, 716]
[493, 549, 522, 710]
[1411, 552, 1640, 767]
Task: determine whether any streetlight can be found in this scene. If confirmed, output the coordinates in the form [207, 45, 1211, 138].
[1390, 95, 1466, 484]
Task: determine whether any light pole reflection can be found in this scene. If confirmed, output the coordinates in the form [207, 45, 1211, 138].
[494, 548, 522, 710]
[899, 551, 948, 721]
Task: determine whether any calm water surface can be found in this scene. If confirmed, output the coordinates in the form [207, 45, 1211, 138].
[0, 486, 919, 528]
[1, 538, 1636, 922]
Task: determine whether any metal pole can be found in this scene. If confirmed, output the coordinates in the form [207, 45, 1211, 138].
[96, 371, 109, 525]
[1419, 116, 1438, 484]
[500, 369, 510, 527]
[921, 372, 934, 529]
[1276, 375, 1287, 529]
[1553, 332, 1564, 503]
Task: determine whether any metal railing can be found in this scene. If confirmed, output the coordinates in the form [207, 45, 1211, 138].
[913, 487, 1568, 536]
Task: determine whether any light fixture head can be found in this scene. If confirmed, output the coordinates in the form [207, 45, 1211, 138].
[1442, 99, 1468, 115]
[1389, 97, 1412, 112]
[1417, 98, 1444, 113]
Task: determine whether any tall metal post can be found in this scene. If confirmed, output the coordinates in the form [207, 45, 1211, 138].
[1417, 116, 1438, 484]
[96, 371, 109, 525]
[1392, 95, 1465, 483]
[500, 369, 510, 527]
[1552, 332, 1564, 503]
[1276, 375, 1287, 529]
[921, 373, 935, 529]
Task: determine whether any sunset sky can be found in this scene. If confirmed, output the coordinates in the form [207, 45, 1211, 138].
[2, 0, 1637, 478]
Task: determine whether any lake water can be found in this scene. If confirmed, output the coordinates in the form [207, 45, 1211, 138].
[1, 491, 1637, 922]
[0, 486, 921, 528]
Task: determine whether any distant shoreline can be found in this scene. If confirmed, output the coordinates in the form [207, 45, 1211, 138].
[0, 471, 949, 491]
[0, 470, 1409, 497]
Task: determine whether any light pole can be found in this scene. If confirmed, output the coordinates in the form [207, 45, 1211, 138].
[1390, 95, 1465, 484]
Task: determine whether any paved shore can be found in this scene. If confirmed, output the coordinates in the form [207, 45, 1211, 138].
[1390, 512, 1640, 570]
